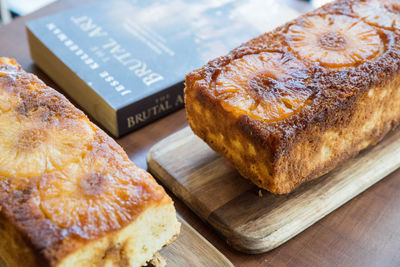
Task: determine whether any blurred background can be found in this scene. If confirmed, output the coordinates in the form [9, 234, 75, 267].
[0, 0, 57, 23]
[0, 0, 333, 25]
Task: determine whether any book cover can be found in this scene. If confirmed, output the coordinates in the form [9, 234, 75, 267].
[26, 0, 298, 137]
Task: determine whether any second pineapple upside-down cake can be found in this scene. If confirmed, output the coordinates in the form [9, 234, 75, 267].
[185, 0, 400, 194]
[0, 58, 180, 266]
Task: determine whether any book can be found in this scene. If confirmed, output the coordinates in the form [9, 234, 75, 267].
[26, 0, 299, 137]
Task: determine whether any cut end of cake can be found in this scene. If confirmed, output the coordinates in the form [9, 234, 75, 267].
[57, 197, 180, 267]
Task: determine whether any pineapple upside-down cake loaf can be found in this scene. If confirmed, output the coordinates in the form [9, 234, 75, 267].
[185, 0, 400, 194]
[0, 58, 180, 266]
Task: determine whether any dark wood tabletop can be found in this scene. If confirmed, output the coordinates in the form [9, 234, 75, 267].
[1, 1, 400, 266]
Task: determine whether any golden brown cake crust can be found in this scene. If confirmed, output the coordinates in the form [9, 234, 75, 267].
[0, 58, 175, 266]
[185, 0, 400, 193]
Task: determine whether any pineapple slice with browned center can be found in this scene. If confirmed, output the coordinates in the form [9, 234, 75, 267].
[353, 0, 400, 30]
[215, 52, 312, 122]
[0, 68, 94, 177]
[0, 113, 93, 177]
[286, 14, 383, 68]
[37, 131, 165, 238]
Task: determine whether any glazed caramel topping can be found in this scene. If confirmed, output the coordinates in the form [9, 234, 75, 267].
[286, 15, 383, 68]
[0, 66, 95, 178]
[0, 110, 94, 177]
[319, 32, 347, 51]
[15, 128, 47, 152]
[215, 52, 312, 122]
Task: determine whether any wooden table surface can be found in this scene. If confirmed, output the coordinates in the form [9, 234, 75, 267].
[1, 1, 400, 266]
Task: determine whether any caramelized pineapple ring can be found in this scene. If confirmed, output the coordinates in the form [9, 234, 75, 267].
[353, 0, 400, 30]
[0, 111, 94, 177]
[38, 132, 165, 238]
[286, 15, 383, 68]
[0, 68, 95, 177]
[215, 52, 312, 122]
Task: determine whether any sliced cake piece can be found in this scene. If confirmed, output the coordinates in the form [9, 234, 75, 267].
[0, 58, 180, 266]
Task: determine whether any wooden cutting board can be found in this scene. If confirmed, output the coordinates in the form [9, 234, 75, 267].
[161, 216, 232, 266]
[147, 126, 400, 254]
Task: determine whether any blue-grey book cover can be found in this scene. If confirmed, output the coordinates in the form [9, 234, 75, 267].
[26, 0, 298, 136]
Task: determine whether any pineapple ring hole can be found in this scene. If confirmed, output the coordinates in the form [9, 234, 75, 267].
[15, 129, 47, 152]
[248, 70, 280, 102]
[282, 98, 294, 109]
[319, 32, 347, 51]
[80, 172, 107, 196]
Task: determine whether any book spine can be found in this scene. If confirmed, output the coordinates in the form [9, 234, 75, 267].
[116, 82, 185, 137]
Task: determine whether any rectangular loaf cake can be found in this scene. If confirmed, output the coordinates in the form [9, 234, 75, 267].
[0, 58, 180, 266]
[185, 0, 400, 194]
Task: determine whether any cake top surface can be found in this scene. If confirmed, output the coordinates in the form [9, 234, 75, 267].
[0, 58, 167, 265]
[186, 0, 400, 157]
